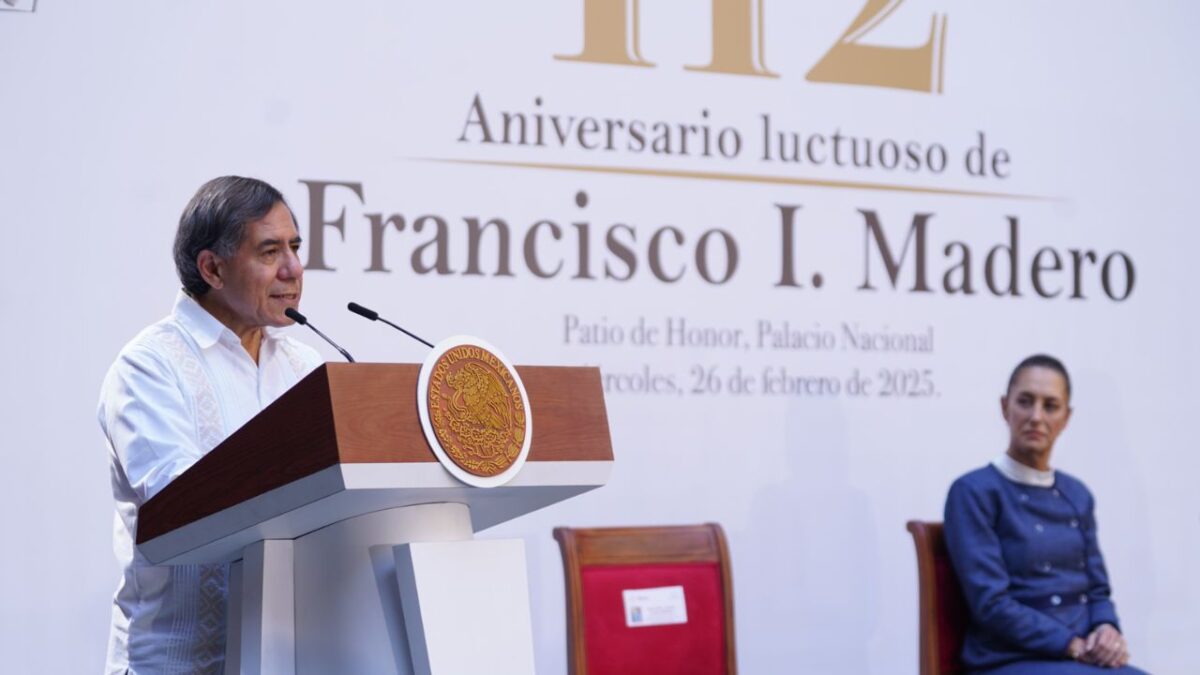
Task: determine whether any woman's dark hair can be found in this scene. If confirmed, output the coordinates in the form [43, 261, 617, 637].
[173, 176, 288, 296]
[1006, 354, 1071, 399]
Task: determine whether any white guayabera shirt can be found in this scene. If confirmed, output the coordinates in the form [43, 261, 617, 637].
[98, 292, 322, 675]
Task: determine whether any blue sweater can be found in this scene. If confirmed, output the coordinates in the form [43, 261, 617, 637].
[943, 465, 1121, 671]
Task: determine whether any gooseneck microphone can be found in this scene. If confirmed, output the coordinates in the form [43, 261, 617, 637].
[284, 307, 356, 362]
[346, 302, 435, 349]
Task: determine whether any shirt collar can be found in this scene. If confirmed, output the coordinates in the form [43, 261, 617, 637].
[173, 290, 230, 349]
[172, 290, 284, 349]
[992, 453, 1056, 488]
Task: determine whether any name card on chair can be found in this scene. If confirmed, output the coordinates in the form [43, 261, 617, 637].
[622, 585, 688, 628]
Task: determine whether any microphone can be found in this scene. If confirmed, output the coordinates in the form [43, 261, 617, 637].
[347, 301, 435, 349]
[284, 307, 356, 362]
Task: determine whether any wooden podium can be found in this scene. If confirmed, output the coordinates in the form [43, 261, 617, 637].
[137, 363, 613, 675]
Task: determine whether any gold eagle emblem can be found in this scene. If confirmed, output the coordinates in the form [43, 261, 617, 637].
[427, 345, 527, 477]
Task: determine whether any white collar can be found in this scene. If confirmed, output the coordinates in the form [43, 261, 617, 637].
[992, 453, 1055, 488]
[173, 291, 230, 349]
[172, 290, 283, 350]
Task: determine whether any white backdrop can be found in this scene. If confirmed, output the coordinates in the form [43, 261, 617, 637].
[2, 1, 1198, 673]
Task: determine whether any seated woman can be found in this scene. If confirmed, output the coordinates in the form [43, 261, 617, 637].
[943, 355, 1146, 674]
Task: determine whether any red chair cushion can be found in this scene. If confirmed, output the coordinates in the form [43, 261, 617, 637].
[580, 561, 727, 675]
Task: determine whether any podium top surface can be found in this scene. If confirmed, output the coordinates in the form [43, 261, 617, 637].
[137, 363, 612, 563]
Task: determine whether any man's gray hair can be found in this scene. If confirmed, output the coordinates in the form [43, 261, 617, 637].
[173, 176, 289, 296]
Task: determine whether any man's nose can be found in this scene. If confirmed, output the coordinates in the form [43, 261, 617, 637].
[280, 249, 304, 279]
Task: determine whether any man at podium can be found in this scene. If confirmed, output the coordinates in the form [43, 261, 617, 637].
[97, 176, 323, 674]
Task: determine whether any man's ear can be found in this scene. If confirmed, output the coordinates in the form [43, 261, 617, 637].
[196, 250, 224, 290]
[999, 395, 1009, 422]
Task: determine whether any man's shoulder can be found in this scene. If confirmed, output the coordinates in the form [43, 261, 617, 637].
[116, 315, 194, 364]
[98, 316, 192, 415]
[271, 334, 325, 373]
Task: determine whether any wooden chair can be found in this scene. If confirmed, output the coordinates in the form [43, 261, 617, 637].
[553, 524, 737, 675]
[906, 520, 969, 675]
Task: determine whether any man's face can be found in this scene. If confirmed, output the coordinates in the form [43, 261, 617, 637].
[207, 201, 303, 332]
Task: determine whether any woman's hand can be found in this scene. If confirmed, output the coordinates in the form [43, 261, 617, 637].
[1066, 636, 1087, 660]
[1079, 623, 1129, 668]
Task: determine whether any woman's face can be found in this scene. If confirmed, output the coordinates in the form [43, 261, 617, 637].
[1002, 366, 1071, 466]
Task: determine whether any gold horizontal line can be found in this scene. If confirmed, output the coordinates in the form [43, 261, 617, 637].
[415, 157, 1059, 202]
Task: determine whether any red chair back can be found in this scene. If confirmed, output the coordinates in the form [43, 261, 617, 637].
[553, 524, 736, 675]
[906, 520, 968, 675]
